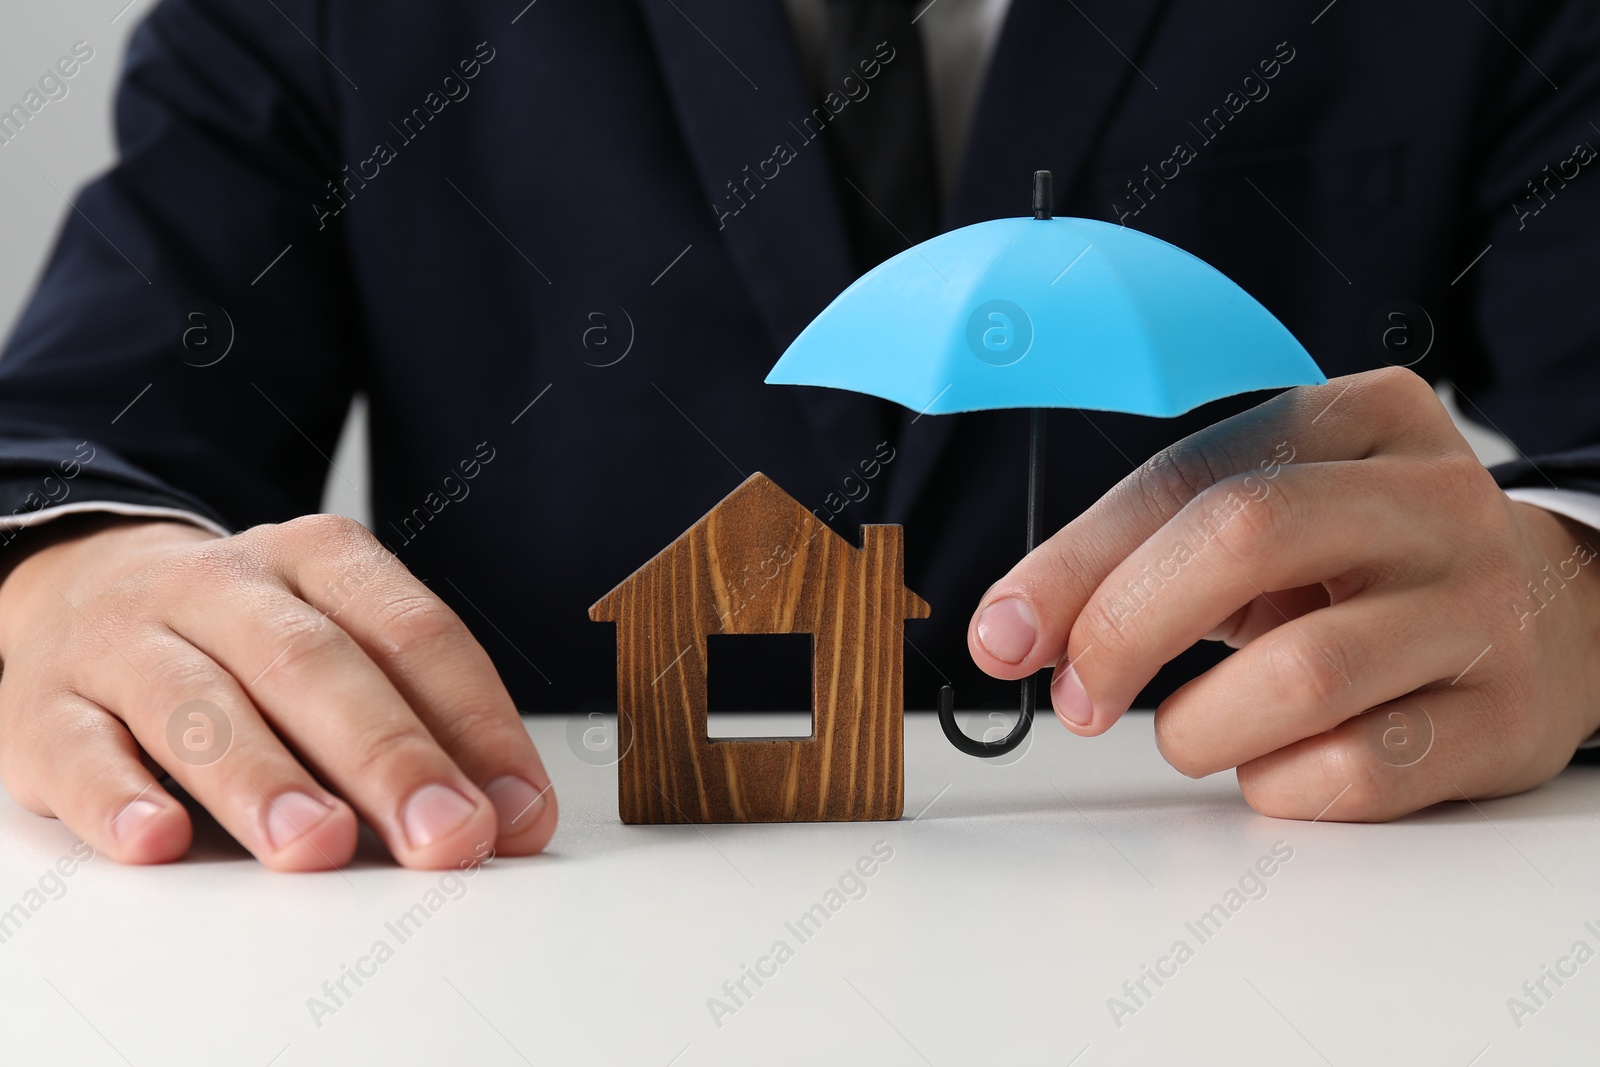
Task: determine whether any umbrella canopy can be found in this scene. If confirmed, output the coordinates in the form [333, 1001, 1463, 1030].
[766, 215, 1325, 416]
[765, 173, 1327, 759]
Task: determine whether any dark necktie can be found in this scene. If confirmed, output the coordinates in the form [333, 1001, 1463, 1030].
[821, 0, 942, 276]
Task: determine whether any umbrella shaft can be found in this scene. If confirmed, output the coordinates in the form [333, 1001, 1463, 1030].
[1021, 407, 1046, 723]
[1026, 408, 1046, 553]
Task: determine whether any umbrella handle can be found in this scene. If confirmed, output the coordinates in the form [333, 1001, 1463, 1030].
[938, 404, 1048, 757]
[937, 676, 1037, 757]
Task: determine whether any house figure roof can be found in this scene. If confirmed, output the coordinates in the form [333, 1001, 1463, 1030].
[589, 471, 930, 626]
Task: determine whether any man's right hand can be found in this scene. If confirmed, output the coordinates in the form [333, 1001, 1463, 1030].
[0, 514, 557, 870]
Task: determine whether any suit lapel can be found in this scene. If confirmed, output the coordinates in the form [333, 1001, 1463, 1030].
[635, 0, 857, 349]
[881, 0, 1170, 525]
[636, 0, 897, 515]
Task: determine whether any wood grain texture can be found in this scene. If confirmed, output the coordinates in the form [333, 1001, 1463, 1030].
[589, 472, 930, 823]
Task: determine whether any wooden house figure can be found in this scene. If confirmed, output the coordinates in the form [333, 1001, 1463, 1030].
[589, 472, 930, 823]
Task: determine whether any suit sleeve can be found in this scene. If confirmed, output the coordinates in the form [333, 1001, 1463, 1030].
[0, 0, 363, 534]
[1455, 3, 1600, 487]
[1435, 4, 1600, 761]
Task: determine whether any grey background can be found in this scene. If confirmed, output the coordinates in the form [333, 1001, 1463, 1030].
[0, 1, 1515, 538]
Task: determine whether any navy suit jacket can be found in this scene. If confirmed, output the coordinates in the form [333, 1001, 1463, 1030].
[2, 0, 1599, 712]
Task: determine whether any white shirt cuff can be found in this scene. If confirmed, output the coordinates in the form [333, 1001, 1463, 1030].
[0, 500, 230, 538]
[1504, 487, 1600, 537]
[1504, 487, 1600, 751]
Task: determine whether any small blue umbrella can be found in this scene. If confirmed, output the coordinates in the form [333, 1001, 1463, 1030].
[766, 172, 1326, 758]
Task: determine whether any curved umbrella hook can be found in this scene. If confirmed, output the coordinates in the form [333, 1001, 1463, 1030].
[938, 677, 1037, 757]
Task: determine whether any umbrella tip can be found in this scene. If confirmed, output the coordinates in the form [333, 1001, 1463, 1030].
[1032, 170, 1052, 220]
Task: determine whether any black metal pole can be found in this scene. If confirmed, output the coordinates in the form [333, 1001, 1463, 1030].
[1018, 406, 1045, 732]
[1025, 408, 1046, 552]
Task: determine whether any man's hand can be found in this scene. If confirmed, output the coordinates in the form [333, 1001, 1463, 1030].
[968, 368, 1600, 821]
[0, 514, 557, 869]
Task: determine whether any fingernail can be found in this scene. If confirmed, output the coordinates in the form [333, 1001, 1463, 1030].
[1052, 661, 1095, 727]
[111, 797, 163, 842]
[976, 598, 1037, 664]
[402, 784, 476, 849]
[484, 775, 551, 836]
[264, 791, 333, 850]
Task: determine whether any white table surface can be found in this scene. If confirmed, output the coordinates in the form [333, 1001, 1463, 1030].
[1, 710, 1597, 1066]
